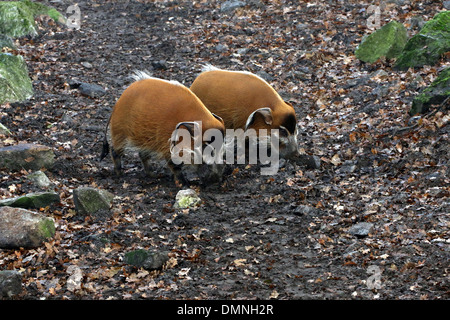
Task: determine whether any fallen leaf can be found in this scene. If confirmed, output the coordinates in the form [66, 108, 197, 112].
[331, 154, 342, 166]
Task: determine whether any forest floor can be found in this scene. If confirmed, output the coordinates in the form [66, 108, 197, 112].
[0, 0, 449, 300]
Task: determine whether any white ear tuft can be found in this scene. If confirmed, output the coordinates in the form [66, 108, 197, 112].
[201, 64, 221, 73]
[130, 70, 153, 82]
[245, 108, 273, 130]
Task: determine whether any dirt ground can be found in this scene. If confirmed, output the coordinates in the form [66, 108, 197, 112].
[0, 0, 448, 300]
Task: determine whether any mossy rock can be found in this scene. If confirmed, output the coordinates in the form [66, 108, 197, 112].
[0, 143, 55, 171]
[0, 0, 64, 38]
[410, 67, 450, 115]
[0, 206, 55, 248]
[0, 53, 33, 104]
[72, 187, 114, 217]
[395, 11, 450, 70]
[0, 192, 60, 209]
[124, 250, 169, 270]
[355, 21, 408, 63]
[0, 35, 16, 49]
[173, 189, 201, 209]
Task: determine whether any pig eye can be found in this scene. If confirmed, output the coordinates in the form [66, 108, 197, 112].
[279, 126, 289, 137]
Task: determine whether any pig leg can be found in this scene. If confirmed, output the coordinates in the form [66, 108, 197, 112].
[139, 151, 157, 177]
[167, 160, 188, 186]
[111, 147, 123, 176]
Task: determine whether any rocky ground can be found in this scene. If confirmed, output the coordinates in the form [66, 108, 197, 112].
[0, 0, 448, 300]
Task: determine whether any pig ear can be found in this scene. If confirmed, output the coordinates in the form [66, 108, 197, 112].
[171, 122, 198, 148]
[211, 113, 224, 125]
[174, 122, 197, 136]
[245, 108, 273, 130]
[284, 100, 294, 108]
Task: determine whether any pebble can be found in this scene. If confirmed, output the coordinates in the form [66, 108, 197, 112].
[348, 222, 374, 238]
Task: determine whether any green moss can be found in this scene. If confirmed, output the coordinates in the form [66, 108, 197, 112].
[395, 11, 450, 70]
[37, 218, 55, 239]
[0, 192, 60, 209]
[46, 8, 62, 22]
[0, 53, 33, 104]
[124, 249, 149, 267]
[410, 67, 450, 115]
[355, 21, 407, 63]
[0, 0, 64, 38]
[21, 0, 63, 21]
[0, 1, 37, 37]
[178, 196, 199, 208]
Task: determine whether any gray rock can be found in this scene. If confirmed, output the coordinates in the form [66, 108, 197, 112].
[124, 249, 169, 270]
[66, 265, 83, 292]
[236, 48, 249, 55]
[348, 222, 374, 238]
[174, 189, 201, 209]
[444, 1, 450, 10]
[80, 61, 93, 69]
[73, 187, 114, 217]
[409, 16, 425, 30]
[338, 160, 357, 174]
[0, 206, 55, 248]
[27, 170, 52, 189]
[0, 270, 22, 298]
[295, 154, 321, 169]
[78, 82, 106, 98]
[0, 192, 60, 209]
[215, 43, 229, 53]
[0, 143, 55, 171]
[256, 70, 274, 82]
[151, 60, 167, 70]
[220, 1, 246, 12]
[293, 204, 319, 216]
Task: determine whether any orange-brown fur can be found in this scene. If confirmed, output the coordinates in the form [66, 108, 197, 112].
[190, 68, 297, 133]
[110, 77, 224, 161]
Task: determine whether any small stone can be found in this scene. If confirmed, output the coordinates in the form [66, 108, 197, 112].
[215, 43, 229, 53]
[220, 1, 246, 12]
[151, 60, 167, 70]
[27, 170, 52, 189]
[66, 265, 83, 292]
[78, 82, 106, 98]
[124, 249, 169, 270]
[0, 270, 22, 298]
[174, 189, 201, 209]
[80, 61, 92, 69]
[293, 204, 319, 216]
[348, 222, 374, 238]
[73, 187, 114, 217]
[295, 154, 321, 169]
